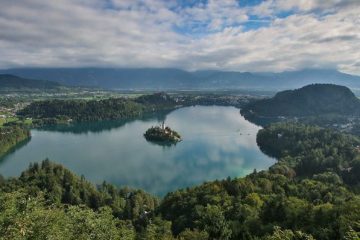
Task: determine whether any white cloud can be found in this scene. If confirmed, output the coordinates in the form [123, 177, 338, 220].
[179, 0, 248, 31]
[251, 0, 351, 16]
[0, 0, 359, 75]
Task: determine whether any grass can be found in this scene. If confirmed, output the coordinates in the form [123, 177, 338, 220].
[5, 117, 18, 123]
[0, 118, 5, 127]
[0, 117, 32, 127]
[23, 119, 32, 125]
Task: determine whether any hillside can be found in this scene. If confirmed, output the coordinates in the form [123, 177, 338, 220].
[0, 68, 198, 89]
[0, 124, 359, 239]
[1, 68, 360, 90]
[0, 125, 30, 157]
[17, 93, 178, 124]
[241, 84, 360, 118]
[0, 74, 61, 90]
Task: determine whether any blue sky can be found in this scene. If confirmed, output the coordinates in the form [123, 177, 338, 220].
[0, 0, 359, 75]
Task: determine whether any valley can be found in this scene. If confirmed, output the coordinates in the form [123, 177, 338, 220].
[1, 1, 360, 239]
[0, 78, 360, 239]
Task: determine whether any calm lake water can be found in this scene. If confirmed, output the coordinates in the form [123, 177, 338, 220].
[0, 106, 274, 196]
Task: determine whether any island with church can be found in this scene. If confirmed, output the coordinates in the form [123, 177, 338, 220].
[144, 121, 182, 144]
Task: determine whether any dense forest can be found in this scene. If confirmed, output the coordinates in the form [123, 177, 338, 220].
[257, 123, 360, 184]
[18, 92, 178, 124]
[0, 125, 30, 157]
[241, 84, 360, 118]
[18, 98, 144, 122]
[0, 123, 359, 239]
[16, 92, 261, 128]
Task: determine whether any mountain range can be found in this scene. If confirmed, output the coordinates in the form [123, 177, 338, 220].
[0, 74, 61, 91]
[0, 68, 360, 90]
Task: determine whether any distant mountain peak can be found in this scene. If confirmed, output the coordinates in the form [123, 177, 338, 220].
[0, 68, 359, 90]
[0, 74, 61, 90]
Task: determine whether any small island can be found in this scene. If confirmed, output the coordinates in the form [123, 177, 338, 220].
[144, 121, 181, 144]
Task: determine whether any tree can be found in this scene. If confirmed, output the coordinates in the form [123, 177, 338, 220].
[197, 204, 232, 240]
[178, 229, 209, 240]
[265, 226, 315, 240]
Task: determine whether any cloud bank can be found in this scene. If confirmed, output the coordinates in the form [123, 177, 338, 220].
[0, 0, 359, 74]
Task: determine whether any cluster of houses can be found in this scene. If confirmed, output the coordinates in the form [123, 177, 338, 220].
[0, 103, 30, 123]
[0, 106, 15, 119]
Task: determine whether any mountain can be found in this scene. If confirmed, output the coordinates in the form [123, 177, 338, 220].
[0, 68, 360, 90]
[0, 74, 61, 90]
[0, 68, 198, 89]
[241, 84, 360, 117]
[268, 69, 360, 88]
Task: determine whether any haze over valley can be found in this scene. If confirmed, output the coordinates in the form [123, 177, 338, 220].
[2, 68, 360, 90]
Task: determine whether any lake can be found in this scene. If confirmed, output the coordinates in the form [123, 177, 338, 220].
[0, 106, 274, 196]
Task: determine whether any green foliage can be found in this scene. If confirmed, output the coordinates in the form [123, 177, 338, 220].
[159, 164, 358, 239]
[18, 98, 145, 122]
[196, 204, 232, 240]
[141, 217, 174, 240]
[0, 157, 359, 240]
[144, 126, 181, 143]
[0, 122, 360, 239]
[0, 125, 30, 156]
[242, 84, 360, 118]
[264, 226, 315, 240]
[0, 190, 134, 240]
[343, 227, 360, 240]
[1, 160, 159, 226]
[135, 92, 176, 108]
[178, 229, 209, 240]
[257, 123, 360, 185]
[18, 93, 178, 125]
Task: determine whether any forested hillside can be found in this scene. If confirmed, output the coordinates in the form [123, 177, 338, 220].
[159, 124, 360, 240]
[257, 123, 360, 185]
[0, 160, 166, 239]
[0, 125, 30, 157]
[241, 84, 360, 118]
[17, 93, 178, 124]
[0, 123, 359, 239]
[18, 98, 145, 122]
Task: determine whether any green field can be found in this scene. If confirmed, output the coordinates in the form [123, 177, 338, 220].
[0, 116, 32, 127]
[0, 118, 5, 127]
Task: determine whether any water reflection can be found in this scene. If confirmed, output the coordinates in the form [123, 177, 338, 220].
[241, 113, 281, 127]
[144, 139, 179, 147]
[0, 138, 32, 164]
[0, 106, 274, 196]
[36, 110, 172, 134]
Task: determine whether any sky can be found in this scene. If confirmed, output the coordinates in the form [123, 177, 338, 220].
[0, 0, 360, 74]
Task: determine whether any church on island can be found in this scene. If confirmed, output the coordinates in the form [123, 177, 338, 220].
[144, 121, 182, 144]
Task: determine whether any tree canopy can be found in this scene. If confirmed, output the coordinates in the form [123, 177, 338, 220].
[0, 123, 359, 239]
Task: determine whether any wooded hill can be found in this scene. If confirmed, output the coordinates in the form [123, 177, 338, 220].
[0, 125, 30, 157]
[17, 92, 178, 124]
[0, 123, 359, 239]
[241, 84, 360, 118]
